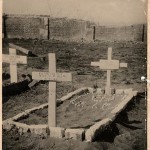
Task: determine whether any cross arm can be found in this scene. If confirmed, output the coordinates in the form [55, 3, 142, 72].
[32, 72, 72, 82]
[2, 54, 27, 64]
[120, 63, 127, 68]
[91, 61, 100, 67]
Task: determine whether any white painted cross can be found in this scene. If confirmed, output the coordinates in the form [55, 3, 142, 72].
[2, 48, 27, 83]
[91, 47, 127, 95]
[32, 53, 72, 127]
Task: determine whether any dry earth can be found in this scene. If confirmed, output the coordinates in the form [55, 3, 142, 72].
[2, 39, 147, 150]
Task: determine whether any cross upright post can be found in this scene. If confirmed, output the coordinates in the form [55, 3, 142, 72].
[32, 53, 72, 127]
[91, 47, 127, 95]
[2, 48, 27, 83]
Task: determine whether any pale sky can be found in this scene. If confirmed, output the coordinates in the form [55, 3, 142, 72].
[3, 0, 147, 26]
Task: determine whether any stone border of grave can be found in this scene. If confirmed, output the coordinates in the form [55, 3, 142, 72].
[2, 87, 137, 142]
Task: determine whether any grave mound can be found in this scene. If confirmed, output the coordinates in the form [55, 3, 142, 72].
[17, 89, 130, 129]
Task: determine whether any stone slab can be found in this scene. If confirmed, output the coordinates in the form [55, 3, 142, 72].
[25, 104, 48, 113]
[49, 127, 65, 138]
[95, 88, 105, 94]
[111, 93, 134, 114]
[65, 129, 85, 141]
[85, 118, 111, 142]
[124, 88, 133, 94]
[12, 112, 28, 121]
[115, 89, 124, 94]
[60, 87, 88, 101]
[29, 125, 48, 136]
[13, 122, 30, 134]
[2, 119, 14, 131]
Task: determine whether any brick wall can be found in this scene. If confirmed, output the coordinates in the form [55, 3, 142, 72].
[3, 14, 147, 42]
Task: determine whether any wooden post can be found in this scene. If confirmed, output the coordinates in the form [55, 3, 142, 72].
[142, 24, 145, 42]
[48, 18, 50, 40]
[3, 14, 7, 38]
[93, 26, 96, 42]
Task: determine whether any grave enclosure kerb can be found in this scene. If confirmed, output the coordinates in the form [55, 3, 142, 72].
[2, 87, 137, 142]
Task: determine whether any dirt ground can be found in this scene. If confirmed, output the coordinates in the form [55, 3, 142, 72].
[2, 39, 147, 149]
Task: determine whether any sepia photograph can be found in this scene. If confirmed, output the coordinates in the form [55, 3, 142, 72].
[2, 0, 147, 149]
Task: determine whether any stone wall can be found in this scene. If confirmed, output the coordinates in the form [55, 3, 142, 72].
[3, 14, 147, 42]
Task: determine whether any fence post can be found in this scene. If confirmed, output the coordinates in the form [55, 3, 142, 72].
[3, 14, 7, 38]
[48, 18, 50, 40]
[142, 24, 145, 42]
[93, 26, 96, 42]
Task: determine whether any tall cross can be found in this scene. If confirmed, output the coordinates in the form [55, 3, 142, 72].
[91, 47, 127, 95]
[32, 53, 72, 127]
[2, 48, 27, 83]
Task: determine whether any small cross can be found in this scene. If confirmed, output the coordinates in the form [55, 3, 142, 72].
[32, 53, 72, 127]
[2, 48, 27, 83]
[91, 47, 127, 95]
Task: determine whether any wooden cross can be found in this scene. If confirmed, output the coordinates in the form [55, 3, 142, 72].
[2, 48, 27, 83]
[91, 47, 127, 95]
[32, 53, 72, 127]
